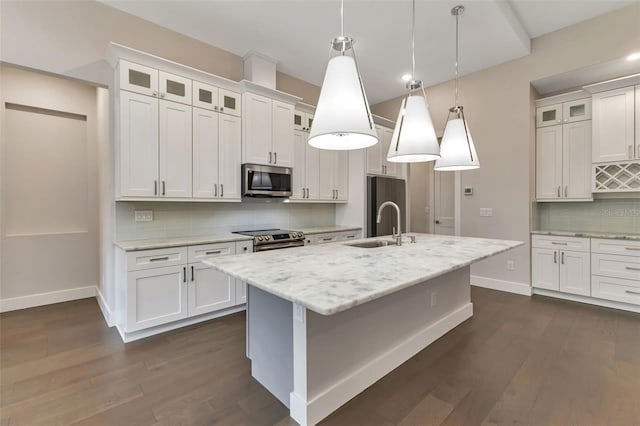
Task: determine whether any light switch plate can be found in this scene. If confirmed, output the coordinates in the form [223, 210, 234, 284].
[134, 210, 153, 222]
[479, 208, 493, 217]
[464, 187, 473, 195]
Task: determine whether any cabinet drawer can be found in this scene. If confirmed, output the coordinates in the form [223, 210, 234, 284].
[592, 275, 640, 306]
[235, 240, 253, 254]
[188, 242, 235, 263]
[313, 234, 340, 244]
[592, 253, 640, 281]
[531, 235, 590, 252]
[127, 247, 188, 271]
[591, 238, 640, 257]
[337, 230, 361, 241]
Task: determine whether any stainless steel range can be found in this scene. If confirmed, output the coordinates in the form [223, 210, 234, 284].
[233, 229, 305, 252]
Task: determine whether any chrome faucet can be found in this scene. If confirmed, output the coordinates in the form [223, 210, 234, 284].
[376, 201, 402, 246]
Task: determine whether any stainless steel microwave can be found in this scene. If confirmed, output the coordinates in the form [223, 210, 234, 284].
[242, 164, 292, 197]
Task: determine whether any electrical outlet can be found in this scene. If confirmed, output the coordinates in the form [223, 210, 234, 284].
[479, 208, 493, 217]
[134, 210, 153, 222]
[430, 291, 437, 307]
[507, 260, 515, 271]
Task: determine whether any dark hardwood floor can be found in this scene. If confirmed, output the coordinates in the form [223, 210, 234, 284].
[1, 287, 639, 425]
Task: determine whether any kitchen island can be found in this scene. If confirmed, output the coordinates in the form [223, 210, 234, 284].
[203, 233, 522, 426]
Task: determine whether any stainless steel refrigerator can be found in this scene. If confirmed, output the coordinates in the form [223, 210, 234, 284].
[367, 176, 407, 237]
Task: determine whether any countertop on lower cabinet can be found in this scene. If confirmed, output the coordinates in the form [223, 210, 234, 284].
[203, 233, 522, 315]
[531, 230, 640, 241]
[294, 225, 362, 235]
[114, 233, 253, 251]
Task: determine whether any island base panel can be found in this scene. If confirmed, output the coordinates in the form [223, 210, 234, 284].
[247, 266, 473, 426]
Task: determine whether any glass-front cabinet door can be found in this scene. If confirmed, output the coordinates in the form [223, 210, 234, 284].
[192, 80, 219, 111]
[119, 60, 158, 97]
[218, 89, 241, 117]
[563, 98, 591, 123]
[536, 104, 563, 128]
[158, 71, 192, 105]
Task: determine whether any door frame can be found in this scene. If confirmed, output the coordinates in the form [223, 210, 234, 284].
[430, 168, 461, 236]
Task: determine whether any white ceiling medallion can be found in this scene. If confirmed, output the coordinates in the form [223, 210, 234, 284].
[435, 5, 480, 171]
[387, 0, 440, 163]
[307, 0, 378, 151]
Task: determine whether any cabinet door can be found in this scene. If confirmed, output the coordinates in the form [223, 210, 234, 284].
[334, 151, 349, 201]
[119, 60, 158, 97]
[292, 130, 306, 200]
[158, 71, 192, 105]
[559, 250, 590, 296]
[272, 100, 295, 167]
[294, 111, 305, 132]
[159, 100, 192, 198]
[563, 99, 591, 123]
[306, 142, 320, 200]
[536, 104, 562, 128]
[126, 265, 187, 332]
[562, 120, 592, 200]
[219, 89, 241, 117]
[218, 114, 242, 200]
[592, 87, 635, 163]
[305, 113, 314, 132]
[636, 85, 640, 159]
[318, 150, 335, 200]
[188, 262, 236, 317]
[367, 126, 384, 175]
[192, 81, 219, 111]
[243, 93, 272, 165]
[192, 107, 219, 199]
[382, 127, 396, 177]
[119, 91, 159, 197]
[236, 281, 247, 304]
[536, 125, 563, 200]
[532, 248, 559, 290]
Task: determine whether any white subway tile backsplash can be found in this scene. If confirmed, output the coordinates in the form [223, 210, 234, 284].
[536, 198, 640, 234]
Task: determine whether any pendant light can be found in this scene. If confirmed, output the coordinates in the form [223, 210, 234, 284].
[386, 0, 440, 163]
[435, 5, 480, 171]
[308, 0, 378, 150]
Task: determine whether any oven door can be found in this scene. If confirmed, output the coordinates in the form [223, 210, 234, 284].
[243, 164, 292, 197]
[254, 240, 305, 252]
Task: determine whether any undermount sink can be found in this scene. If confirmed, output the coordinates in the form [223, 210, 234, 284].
[346, 239, 396, 248]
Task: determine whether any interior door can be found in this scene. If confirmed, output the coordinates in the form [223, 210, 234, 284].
[434, 170, 455, 235]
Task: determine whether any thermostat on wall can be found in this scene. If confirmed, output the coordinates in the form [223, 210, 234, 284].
[463, 187, 473, 195]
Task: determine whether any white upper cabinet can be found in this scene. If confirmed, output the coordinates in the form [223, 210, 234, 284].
[219, 89, 242, 117]
[536, 104, 562, 128]
[159, 100, 192, 198]
[119, 90, 159, 197]
[536, 125, 563, 200]
[368, 125, 399, 177]
[158, 71, 192, 105]
[294, 111, 314, 132]
[562, 121, 592, 199]
[334, 151, 349, 201]
[218, 114, 242, 200]
[292, 130, 320, 200]
[119, 60, 158, 97]
[243, 93, 295, 167]
[563, 99, 591, 123]
[636, 85, 640, 159]
[382, 127, 396, 177]
[592, 86, 635, 163]
[192, 80, 219, 111]
[318, 150, 349, 201]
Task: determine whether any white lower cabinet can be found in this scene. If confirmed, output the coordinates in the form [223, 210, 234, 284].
[118, 240, 252, 338]
[306, 229, 362, 245]
[591, 238, 640, 305]
[531, 235, 590, 296]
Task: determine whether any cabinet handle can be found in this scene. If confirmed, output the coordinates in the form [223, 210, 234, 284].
[274, 152, 277, 164]
[336, 189, 339, 199]
[221, 184, 224, 197]
[214, 184, 218, 197]
[625, 266, 640, 271]
[629, 145, 633, 159]
[191, 265, 194, 282]
[307, 188, 310, 198]
[557, 186, 561, 197]
[322, 237, 333, 241]
[625, 290, 640, 295]
[551, 242, 568, 245]
[183, 267, 186, 283]
[554, 251, 557, 264]
[332, 189, 335, 199]
[269, 152, 272, 163]
[345, 235, 356, 239]
[154, 180, 158, 196]
[149, 256, 169, 262]
[625, 247, 640, 251]
[205, 250, 222, 255]
[561, 251, 565, 265]
[162, 181, 166, 196]
[564, 186, 568, 197]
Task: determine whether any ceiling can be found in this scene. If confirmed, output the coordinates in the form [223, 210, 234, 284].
[100, 0, 635, 104]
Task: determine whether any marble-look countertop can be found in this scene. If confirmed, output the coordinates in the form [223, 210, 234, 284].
[531, 230, 640, 241]
[115, 234, 253, 251]
[294, 225, 362, 235]
[203, 233, 522, 315]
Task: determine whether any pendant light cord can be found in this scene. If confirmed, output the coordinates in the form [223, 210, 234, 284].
[454, 8, 460, 107]
[411, 0, 416, 78]
[341, 0, 344, 37]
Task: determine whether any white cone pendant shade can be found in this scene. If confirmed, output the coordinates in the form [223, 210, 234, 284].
[387, 94, 440, 163]
[308, 55, 378, 150]
[434, 117, 479, 170]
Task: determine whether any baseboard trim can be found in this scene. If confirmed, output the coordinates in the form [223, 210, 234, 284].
[291, 303, 474, 426]
[533, 288, 640, 314]
[95, 287, 115, 327]
[116, 304, 247, 343]
[0, 286, 96, 313]
[471, 275, 532, 296]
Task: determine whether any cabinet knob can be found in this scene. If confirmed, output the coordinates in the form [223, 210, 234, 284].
[220, 107, 224, 112]
[152, 91, 158, 97]
[160, 92, 166, 98]
[214, 106, 218, 111]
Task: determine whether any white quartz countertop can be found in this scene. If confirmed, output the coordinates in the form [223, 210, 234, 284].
[531, 230, 640, 241]
[114, 233, 253, 251]
[203, 233, 523, 315]
[294, 225, 362, 235]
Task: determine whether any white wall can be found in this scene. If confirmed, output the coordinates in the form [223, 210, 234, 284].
[372, 4, 640, 288]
